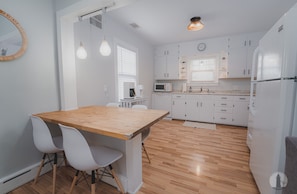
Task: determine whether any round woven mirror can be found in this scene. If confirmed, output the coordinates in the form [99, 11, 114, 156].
[0, 10, 28, 61]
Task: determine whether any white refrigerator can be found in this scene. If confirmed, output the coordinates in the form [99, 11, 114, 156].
[248, 3, 297, 194]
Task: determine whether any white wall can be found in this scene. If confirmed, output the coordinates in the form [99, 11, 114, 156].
[0, 0, 59, 179]
[74, 12, 154, 107]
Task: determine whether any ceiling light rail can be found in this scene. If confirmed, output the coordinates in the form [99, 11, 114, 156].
[79, 2, 115, 21]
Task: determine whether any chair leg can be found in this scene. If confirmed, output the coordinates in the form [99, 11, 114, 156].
[52, 153, 57, 194]
[63, 151, 68, 166]
[91, 170, 96, 194]
[69, 170, 79, 194]
[109, 165, 125, 194]
[142, 142, 151, 163]
[34, 153, 46, 184]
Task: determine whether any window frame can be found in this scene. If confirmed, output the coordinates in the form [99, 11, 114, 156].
[114, 39, 139, 101]
[187, 54, 220, 86]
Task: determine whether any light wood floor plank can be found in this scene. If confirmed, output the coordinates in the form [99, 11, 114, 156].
[10, 119, 259, 194]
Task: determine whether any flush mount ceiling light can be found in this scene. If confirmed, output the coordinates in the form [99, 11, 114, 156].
[187, 16, 204, 31]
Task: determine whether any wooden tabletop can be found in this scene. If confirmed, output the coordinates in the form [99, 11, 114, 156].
[34, 106, 168, 140]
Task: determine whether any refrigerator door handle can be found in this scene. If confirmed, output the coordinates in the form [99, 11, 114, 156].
[251, 46, 260, 82]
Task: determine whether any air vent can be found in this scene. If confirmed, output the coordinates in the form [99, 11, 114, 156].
[90, 14, 102, 29]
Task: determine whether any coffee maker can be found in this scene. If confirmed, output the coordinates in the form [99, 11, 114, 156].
[123, 82, 135, 99]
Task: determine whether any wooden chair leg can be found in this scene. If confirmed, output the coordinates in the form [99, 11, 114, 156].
[52, 153, 57, 194]
[109, 165, 125, 194]
[142, 142, 151, 163]
[91, 170, 96, 194]
[69, 170, 79, 194]
[34, 153, 46, 184]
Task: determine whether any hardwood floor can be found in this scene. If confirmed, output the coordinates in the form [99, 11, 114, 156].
[10, 119, 259, 194]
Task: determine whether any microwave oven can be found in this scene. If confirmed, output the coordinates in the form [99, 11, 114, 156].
[154, 83, 172, 92]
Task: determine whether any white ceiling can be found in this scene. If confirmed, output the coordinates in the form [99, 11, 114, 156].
[107, 0, 297, 46]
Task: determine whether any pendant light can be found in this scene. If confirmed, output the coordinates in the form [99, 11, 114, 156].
[187, 16, 204, 31]
[76, 17, 87, 59]
[99, 7, 111, 56]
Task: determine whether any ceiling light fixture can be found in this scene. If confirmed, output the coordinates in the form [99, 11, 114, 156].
[99, 7, 111, 56]
[187, 16, 204, 31]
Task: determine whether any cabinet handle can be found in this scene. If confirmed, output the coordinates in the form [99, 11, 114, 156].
[244, 40, 247, 46]
[197, 102, 199, 107]
[249, 40, 251, 46]
[221, 103, 227, 106]
[221, 117, 227, 120]
[221, 97, 227, 99]
[173, 101, 175, 105]
[248, 69, 250, 75]
[221, 109, 227, 112]
[200, 102, 202, 107]
[239, 98, 246, 100]
[243, 69, 246, 75]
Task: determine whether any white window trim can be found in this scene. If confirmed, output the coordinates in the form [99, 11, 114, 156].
[114, 38, 139, 101]
[187, 53, 220, 86]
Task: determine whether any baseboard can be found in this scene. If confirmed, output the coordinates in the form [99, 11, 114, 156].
[0, 156, 63, 193]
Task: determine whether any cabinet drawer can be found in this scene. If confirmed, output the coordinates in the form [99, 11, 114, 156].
[233, 96, 249, 101]
[215, 101, 233, 107]
[172, 94, 186, 99]
[215, 95, 234, 101]
[214, 113, 233, 124]
[215, 107, 233, 114]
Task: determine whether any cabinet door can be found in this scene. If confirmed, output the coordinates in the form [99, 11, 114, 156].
[154, 56, 167, 79]
[186, 95, 199, 121]
[232, 96, 249, 126]
[166, 44, 179, 79]
[227, 35, 247, 78]
[152, 93, 172, 117]
[172, 95, 186, 119]
[199, 95, 214, 123]
[245, 32, 263, 77]
[166, 54, 179, 79]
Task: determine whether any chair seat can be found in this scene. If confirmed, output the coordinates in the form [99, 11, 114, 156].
[90, 146, 123, 167]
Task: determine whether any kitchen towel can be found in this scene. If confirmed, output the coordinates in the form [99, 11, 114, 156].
[183, 121, 216, 130]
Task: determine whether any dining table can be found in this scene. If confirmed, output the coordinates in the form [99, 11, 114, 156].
[34, 105, 168, 193]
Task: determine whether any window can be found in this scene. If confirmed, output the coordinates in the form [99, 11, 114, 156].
[188, 55, 219, 84]
[116, 44, 137, 101]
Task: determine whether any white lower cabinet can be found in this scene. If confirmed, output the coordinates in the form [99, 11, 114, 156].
[153, 92, 249, 127]
[232, 96, 250, 126]
[186, 95, 214, 123]
[152, 93, 172, 117]
[214, 95, 234, 125]
[171, 94, 186, 120]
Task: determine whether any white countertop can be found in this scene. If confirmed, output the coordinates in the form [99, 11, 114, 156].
[154, 91, 250, 96]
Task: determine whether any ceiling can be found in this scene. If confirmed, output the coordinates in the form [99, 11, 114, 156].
[107, 0, 297, 46]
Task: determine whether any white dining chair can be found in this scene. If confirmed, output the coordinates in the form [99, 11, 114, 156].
[106, 102, 121, 107]
[31, 115, 65, 194]
[59, 124, 125, 194]
[131, 105, 151, 163]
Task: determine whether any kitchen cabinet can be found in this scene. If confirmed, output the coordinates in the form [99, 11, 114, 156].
[232, 96, 249, 126]
[186, 95, 214, 123]
[227, 32, 263, 78]
[154, 44, 179, 80]
[152, 93, 172, 117]
[214, 95, 234, 125]
[171, 94, 186, 120]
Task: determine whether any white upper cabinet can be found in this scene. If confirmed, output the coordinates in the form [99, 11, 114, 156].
[227, 32, 264, 78]
[154, 44, 179, 80]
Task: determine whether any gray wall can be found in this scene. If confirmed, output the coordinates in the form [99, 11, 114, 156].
[75, 10, 154, 107]
[0, 0, 60, 179]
